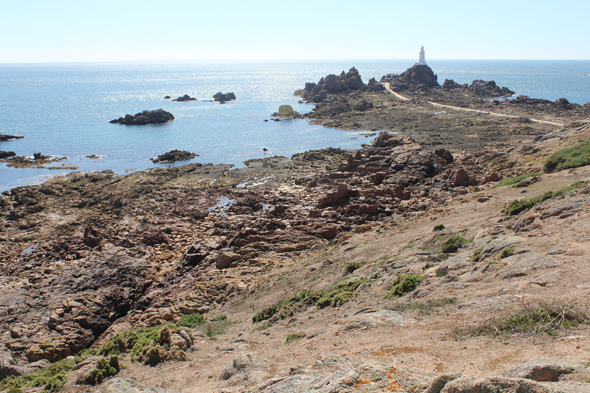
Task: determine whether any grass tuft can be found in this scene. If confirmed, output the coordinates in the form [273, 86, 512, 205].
[493, 173, 541, 188]
[384, 273, 424, 299]
[459, 301, 589, 337]
[433, 224, 445, 232]
[285, 333, 306, 344]
[0, 358, 75, 392]
[442, 236, 471, 253]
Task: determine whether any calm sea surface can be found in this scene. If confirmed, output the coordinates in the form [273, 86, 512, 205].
[1, 60, 589, 191]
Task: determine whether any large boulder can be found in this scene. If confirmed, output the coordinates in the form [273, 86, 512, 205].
[109, 109, 174, 125]
[172, 94, 197, 102]
[297, 67, 366, 101]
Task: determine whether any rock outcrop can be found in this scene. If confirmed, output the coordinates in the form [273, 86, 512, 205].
[468, 79, 514, 97]
[213, 92, 236, 103]
[109, 109, 175, 125]
[0, 151, 16, 159]
[297, 67, 366, 102]
[388, 64, 439, 91]
[172, 94, 197, 102]
[0, 134, 24, 142]
[271, 105, 300, 118]
[151, 150, 198, 163]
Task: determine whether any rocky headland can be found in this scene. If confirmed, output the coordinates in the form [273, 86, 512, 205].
[109, 109, 175, 125]
[1, 65, 590, 392]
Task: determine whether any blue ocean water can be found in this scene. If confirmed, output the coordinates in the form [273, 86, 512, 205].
[1, 60, 589, 191]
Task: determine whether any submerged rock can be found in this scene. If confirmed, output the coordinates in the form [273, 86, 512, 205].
[151, 150, 198, 163]
[109, 109, 175, 125]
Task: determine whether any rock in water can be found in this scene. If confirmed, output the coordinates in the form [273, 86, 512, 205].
[151, 150, 198, 163]
[109, 109, 174, 125]
[0, 151, 16, 159]
[172, 94, 197, 102]
[213, 92, 236, 102]
[0, 133, 24, 142]
[272, 105, 299, 117]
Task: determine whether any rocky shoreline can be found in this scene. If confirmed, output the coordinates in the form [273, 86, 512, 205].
[1, 65, 590, 392]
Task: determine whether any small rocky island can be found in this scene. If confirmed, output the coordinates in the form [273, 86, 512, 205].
[173, 94, 197, 102]
[109, 109, 175, 125]
[151, 149, 198, 163]
[213, 92, 236, 103]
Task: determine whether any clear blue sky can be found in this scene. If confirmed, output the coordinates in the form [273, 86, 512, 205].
[1, 0, 588, 63]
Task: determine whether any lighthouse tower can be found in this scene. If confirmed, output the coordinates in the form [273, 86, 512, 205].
[417, 46, 427, 66]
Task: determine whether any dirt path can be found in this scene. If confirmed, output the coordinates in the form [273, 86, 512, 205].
[381, 82, 565, 127]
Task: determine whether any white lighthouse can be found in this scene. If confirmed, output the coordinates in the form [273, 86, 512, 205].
[417, 46, 427, 66]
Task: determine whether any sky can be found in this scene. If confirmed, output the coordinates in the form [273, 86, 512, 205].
[1, 0, 589, 63]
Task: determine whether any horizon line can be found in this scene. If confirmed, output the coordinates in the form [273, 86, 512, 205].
[1, 58, 590, 66]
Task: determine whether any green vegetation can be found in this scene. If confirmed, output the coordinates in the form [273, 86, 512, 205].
[514, 179, 531, 188]
[252, 289, 324, 324]
[435, 267, 448, 277]
[472, 247, 483, 262]
[466, 302, 589, 337]
[433, 224, 445, 231]
[384, 273, 424, 299]
[86, 355, 120, 385]
[252, 276, 368, 324]
[0, 358, 75, 392]
[211, 313, 227, 322]
[392, 298, 456, 315]
[506, 181, 588, 216]
[500, 247, 515, 259]
[285, 333, 306, 344]
[545, 141, 590, 171]
[442, 236, 471, 253]
[493, 172, 541, 188]
[178, 313, 205, 327]
[316, 276, 368, 309]
[100, 325, 162, 363]
[346, 262, 362, 273]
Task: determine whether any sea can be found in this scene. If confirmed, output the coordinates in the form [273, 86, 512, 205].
[1, 59, 589, 192]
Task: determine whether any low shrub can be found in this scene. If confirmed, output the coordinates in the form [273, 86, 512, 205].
[442, 236, 471, 253]
[346, 262, 362, 273]
[499, 247, 515, 259]
[384, 273, 424, 299]
[178, 313, 205, 327]
[0, 358, 75, 392]
[472, 247, 483, 262]
[545, 141, 590, 171]
[433, 224, 445, 231]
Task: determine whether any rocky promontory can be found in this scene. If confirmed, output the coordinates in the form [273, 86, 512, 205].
[151, 150, 198, 163]
[109, 109, 175, 125]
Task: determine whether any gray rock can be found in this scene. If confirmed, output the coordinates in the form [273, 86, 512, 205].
[0, 350, 15, 378]
[440, 376, 560, 393]
[8, 359, 50, 376]
[253, 369, 358, 393]
[495, 252, 558, 279]
[101, 378, 169, 393]
[502, 359, 589, 382]
[220, 354, 272, 381]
